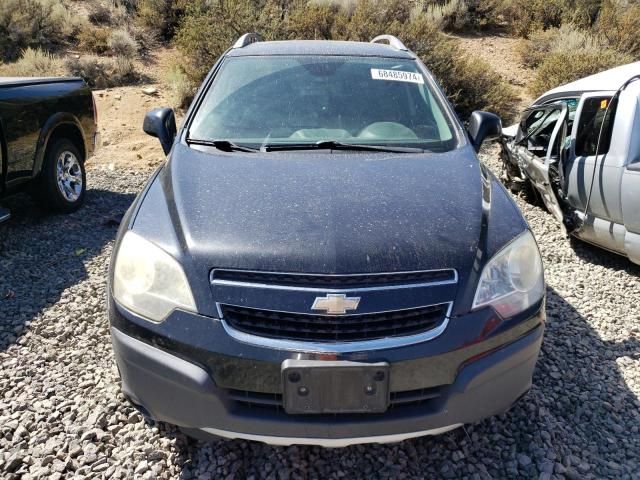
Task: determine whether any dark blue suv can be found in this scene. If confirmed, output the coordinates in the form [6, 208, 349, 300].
[108, 34, 545, 446]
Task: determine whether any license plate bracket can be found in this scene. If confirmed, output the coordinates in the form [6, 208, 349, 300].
[282, 360, 390, 414]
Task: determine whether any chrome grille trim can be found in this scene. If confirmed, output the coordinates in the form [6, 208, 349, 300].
[218, 303, 453, 353]
[210, 268, 458, 293]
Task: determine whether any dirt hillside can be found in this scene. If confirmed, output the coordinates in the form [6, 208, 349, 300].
[453, 33, 534, 112]
[90, 48, 182, 171]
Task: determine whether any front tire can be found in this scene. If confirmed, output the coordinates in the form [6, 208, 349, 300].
[35, 139, 86, 213]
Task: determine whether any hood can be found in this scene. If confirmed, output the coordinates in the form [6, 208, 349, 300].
[158, 143, 485, 279]
[502, 123, 519, 139]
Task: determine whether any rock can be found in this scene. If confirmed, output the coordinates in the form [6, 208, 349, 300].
[4, 453, 24, 473]
[142, 87, 158, 96]
[92, 462, 110, 473]
[135, 460, 149, 475]
[51, 458, 70, 473]
[517, 454, 532, 467]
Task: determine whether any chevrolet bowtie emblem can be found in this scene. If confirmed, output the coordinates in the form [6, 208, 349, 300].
[312, 294, 361, 315]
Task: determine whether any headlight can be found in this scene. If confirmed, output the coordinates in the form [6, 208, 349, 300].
[113, 231, 196, 322]
[472, 230, 544, 318]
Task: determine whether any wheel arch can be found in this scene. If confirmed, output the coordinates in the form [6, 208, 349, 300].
[33, 113, 87, 178]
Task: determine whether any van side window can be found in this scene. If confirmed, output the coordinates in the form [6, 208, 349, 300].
[576, 97, 618, 157]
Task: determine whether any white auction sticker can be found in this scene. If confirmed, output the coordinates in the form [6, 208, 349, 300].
[370, 68, 424, 84]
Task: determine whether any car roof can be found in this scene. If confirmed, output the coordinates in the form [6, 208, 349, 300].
[226, 40, 416, 59]
[537, 61, 640, 101]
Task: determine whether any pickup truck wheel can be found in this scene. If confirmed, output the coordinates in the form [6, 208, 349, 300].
[36, 139, 86, 213]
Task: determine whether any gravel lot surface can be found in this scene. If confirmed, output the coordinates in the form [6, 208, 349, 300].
[1, 149, 639, 479]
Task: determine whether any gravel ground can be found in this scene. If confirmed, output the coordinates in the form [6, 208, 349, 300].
[1, 151, 639, 480]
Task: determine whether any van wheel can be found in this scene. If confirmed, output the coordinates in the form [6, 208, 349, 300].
[35, 139, 86, 213]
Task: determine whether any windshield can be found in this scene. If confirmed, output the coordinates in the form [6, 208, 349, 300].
[188, 55, 459, 152]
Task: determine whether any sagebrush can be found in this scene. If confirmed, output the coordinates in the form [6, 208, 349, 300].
[529, 48, 634, 97]
[0, 48, 65, 77]
[174, 0, 519, 121]
[65, 55, 139, 88]
[0, 0, 76, 61]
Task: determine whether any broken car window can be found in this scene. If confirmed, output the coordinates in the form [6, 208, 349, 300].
[521, 108, 562, 157]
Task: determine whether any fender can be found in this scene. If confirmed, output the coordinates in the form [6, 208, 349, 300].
[32, 112, 87, 178]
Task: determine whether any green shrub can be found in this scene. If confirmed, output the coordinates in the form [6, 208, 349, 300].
[597, 0, 640, 59]
[400, 15, 518, 121]
[167, 63, 196, 109]
[516, 28, 560, 69]
[529, 48, 634, 97]
[127, 24, 158, 55]
[0, 0, 74, 61]
[422, 0, 470, 31]
[344, 0, 411, 41]
[257, 0, 291, 40]
[175, 0, 518, 122]
[109, 3, 131, 27]
[111, 56, 139, 84]
[65, 55, 140, 88]
[175, 0, 262, 81]
[65, 56, 106, 87]
[287, 2, 350, 40]
[517, 25, 601, 69]
[0, 47, 65, 77]
[109, 28, 139, 58]
[115, 0, 139, 11]
[88, 4, 113, 25]
[568, 0, 602, 28]
[78, 26, 113, 55]
[494, 0, 565, 37]
[137, 0, 187, 40]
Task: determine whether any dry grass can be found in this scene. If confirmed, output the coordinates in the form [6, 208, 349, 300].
[0, 48, 65, 77]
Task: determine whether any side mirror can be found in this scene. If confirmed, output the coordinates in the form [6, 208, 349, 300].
[467, 111, 502, 152]
[143, 108, 177, 155]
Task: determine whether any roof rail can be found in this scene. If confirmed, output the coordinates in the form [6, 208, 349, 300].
[370, 35, 408, 51]
[233, 33, 262, 49]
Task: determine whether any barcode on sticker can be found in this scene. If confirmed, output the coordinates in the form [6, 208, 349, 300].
[371, 69, 424, 84]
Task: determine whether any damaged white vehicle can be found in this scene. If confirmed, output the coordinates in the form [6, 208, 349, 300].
[501, 62, 640, 264]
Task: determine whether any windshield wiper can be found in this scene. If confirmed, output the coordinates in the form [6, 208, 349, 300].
[186, 139, 259, 153]
[262, 140, 424, 153]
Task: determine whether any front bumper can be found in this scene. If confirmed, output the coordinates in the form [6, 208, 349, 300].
[110, 301, 544, 446]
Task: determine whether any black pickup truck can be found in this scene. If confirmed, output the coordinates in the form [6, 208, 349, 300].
[0, 77, 98, 222]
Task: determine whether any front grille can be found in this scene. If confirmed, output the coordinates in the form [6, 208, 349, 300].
[227, 386, 444, 412]
[221, 303, 449, 343]
[212, 269, 456, 289]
